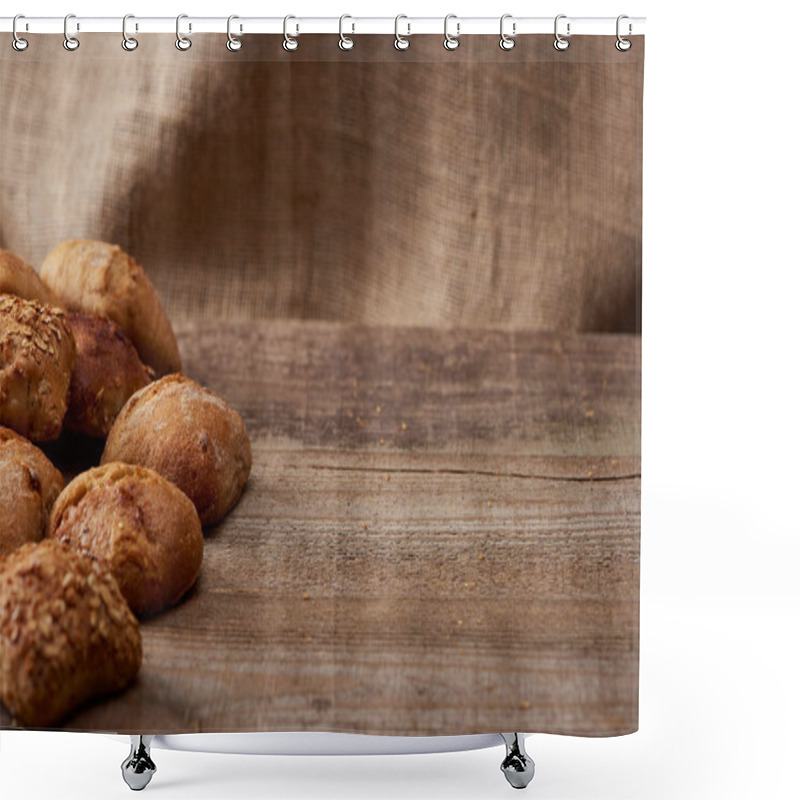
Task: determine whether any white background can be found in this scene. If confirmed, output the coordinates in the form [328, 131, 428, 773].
[2, 1, 799, 798]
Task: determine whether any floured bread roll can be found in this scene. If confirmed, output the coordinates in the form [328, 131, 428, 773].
[0, 540, 142, 727]
[0, 295, 76, 442]
[40, 239, 181, 377]
[0, 426, 64, 557]
[65, 313, 153, 438]
[102, 374, 251, 526]
[49, 462, 203, 617]
[0, 249, 57, 305]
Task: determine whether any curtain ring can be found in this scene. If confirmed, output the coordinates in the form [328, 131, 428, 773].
[12, 14, 28, 52]
[443, 14, 460, 51]
[554, 14, 570, 51]
[616, 14, 632, 51]
[122, 14, 138, 51]
[499, 14, 516, 50]
[227, 15, 242, 51]
[283, 15, 298, 51]
[63, 13, 80, 51]
[175, 14, 192, 51]
[394, 14, 410, 51]
[338, 14, 354, 50]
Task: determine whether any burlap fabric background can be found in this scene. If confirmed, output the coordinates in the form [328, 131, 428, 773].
[0, 35, 642, 331]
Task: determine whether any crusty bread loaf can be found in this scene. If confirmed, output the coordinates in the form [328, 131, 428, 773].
[65, 312, 153, 438]
[0, 295, 76, 442]
[0, 540, 142, 727]
[39, 240, 181, 377]
[102, 374, 251, 525]
[0, 249, 56, 306]
[0, 426, 64, 557]
[49, 462, 203, 617]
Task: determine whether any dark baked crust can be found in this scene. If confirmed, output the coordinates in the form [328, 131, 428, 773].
[48, 462, 203, 617]
[0, 294, 76, 442]
[0, 249, 56, 305]
[0, 540, 142, 727]
[0, 426, 64, 557]
[101, 374, 251, 525]
[39, 239, 181, 377]
[65, 312, 153, 438]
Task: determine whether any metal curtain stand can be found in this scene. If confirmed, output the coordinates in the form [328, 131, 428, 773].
[121, 732, 535, 791]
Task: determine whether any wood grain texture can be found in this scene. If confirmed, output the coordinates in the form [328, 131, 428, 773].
[1, 322, 640, 736]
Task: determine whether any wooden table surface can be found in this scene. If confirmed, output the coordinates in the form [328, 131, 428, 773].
[2, 321, 640, 736]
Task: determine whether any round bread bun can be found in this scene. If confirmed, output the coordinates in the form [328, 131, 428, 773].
[0, 294, 76, 442]
[102, 374, 251, 526]
[48, 462, 203, 617]
[0, 426, 64, 556]
[0, 540, 142, 728]
[65, 312, 153, 438]
[0, 248, 57, 305]
[0, 426, 64, 557]
[39, 239, 181, 377]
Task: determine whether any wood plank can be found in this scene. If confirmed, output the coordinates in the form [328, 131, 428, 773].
[2, 322, 640, 736]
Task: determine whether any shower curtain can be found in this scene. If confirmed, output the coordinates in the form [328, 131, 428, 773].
[0, 29, 642, 737]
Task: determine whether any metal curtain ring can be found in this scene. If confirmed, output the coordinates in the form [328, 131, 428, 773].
[176, 14, 192, 51]
[12, 14, 28, 51]
[283, 15, 298, 51]
[63, 13, 79, 51]
[616, 14, 632, 51]
[339, 14, 354, 50]
[394, 14, 410, 50]
[554, 14, 570, 51]
[122, 14, 138, 51]
[499, 14, 516, 50]
[443, 14, 460, 51]
[227, 15, 242, 51]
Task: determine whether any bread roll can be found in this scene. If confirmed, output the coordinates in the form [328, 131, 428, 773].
[39, 239, 181, 377]
[49, 462, 203, 617]
[65, 312, 153, 438]
[0, 249, 56, 305]
[0, 427, 64, 557]
[102, 374, 251, 525]
[0, 540, 142, 727]
[0, 295, 76, 442]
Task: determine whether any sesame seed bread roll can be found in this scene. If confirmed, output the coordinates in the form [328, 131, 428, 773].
[0, 295, 76, 442]
[39, 239, 181, 377]
[0, 426, 64, 557]
[65, 313, 153, 439]
[102, 374, 251, 526]
[48, 463, 203, 617]
[0, 249, 57, 306]
[0, 540, 142, 728]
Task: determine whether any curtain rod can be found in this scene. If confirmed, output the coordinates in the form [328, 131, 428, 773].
[0, 16, 646, 37]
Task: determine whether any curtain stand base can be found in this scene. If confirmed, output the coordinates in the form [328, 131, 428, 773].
[120, 732, 535, 791]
